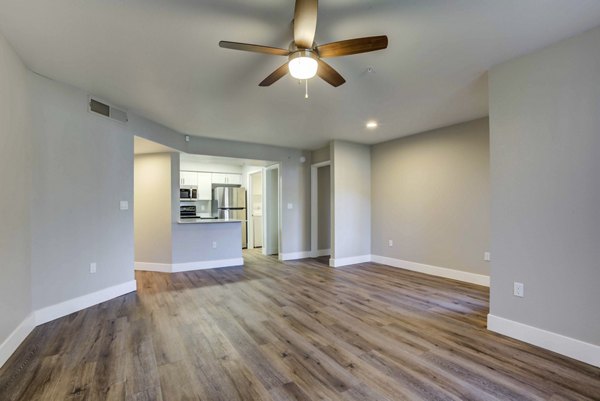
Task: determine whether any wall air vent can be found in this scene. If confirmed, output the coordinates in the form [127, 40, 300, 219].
[89, 97, 128, 123]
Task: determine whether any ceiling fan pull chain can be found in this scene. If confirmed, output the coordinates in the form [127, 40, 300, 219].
[305, 79, 309, 99]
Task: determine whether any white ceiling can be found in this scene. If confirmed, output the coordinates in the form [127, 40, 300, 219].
[180, 153, 275, 167]
[134, 136, 177, 155]
[2, 1, 600, 150]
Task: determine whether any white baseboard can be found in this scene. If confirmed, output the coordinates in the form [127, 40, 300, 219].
[329, 254, 372, 267]
[0, 313, 36, 368]
[281, 250, 331, 261]
[1, 279, 137, 369]
[35, 280, 137, 325]
[172, 258, 244, 272]
[312, 249, 331, 257]
[371, 255, 490, 287]
[279, 251, 312, 261]
[135, 258, 244, 273]
[134, 262, 171, 273]
[487, 314, 600, 368]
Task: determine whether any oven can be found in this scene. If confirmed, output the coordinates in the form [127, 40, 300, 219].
[180, 205, 197, 219]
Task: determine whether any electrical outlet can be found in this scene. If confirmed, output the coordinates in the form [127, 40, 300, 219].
[513, 282, 524, 297]
[90, 263, 97, 274]
[287, 203, 293, 210]
[388, 240, 393, 247]
[212, 241, 217, 249]
[119, 200, 129, 210]
[484, 252, 491, 261]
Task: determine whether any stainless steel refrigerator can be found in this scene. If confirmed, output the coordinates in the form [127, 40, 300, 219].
[214, 186, 247, 248]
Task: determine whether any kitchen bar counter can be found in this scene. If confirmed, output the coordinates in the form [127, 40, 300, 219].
[177, 218, 244, 224]
[171, 219, 243, 268]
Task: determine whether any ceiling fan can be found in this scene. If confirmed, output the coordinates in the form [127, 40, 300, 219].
[218, 0, 388, 87]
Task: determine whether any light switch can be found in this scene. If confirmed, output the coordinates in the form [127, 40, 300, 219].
[287, 203, 293, 210]
[120, 201, 129, 210]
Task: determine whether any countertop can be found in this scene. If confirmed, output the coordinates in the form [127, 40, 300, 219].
[177, 218, 244, 224]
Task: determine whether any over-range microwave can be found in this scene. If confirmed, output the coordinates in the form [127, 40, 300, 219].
[180, 188, 197, 199]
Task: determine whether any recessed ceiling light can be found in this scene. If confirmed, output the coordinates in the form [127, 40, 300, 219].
[366, 121, 378, 129]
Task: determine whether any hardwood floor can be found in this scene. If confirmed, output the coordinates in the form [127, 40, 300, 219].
[1, 249, 599, 400]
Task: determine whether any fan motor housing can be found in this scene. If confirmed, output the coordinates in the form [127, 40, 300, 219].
[288, 49, 318, 62]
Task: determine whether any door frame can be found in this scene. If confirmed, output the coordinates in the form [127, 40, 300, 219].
[311, 161, 331, 258]
[264, 164, 282, 257]
[247, 169, 263, 249]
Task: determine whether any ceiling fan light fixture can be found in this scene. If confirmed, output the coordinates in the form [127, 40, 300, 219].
[289, 50, 318, 80]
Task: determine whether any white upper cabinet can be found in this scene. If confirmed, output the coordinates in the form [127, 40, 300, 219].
[212, 173, 242, 185]
[226, 174, 242, 185]
[197, 172, 212, 200]
[180, 171, 198, 186]
[211, 173, 227, 184]
[180, 170, 242, 201]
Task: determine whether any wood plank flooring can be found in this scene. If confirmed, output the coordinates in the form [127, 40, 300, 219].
[1, 249, 599, 400]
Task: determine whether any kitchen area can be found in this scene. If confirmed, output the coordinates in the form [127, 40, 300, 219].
[133, 138, 279, 273]
[178, 153, 265, 249]
[179, 171, 248, 243]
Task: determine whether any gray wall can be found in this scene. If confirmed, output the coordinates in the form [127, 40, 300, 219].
[489, 26, 600, 344]
[129, 115, 312, 256]
[29, 72, 134, 310]
[331, 141, 371, 260]
[317, 165, 331, 251]
[371, 118, 490, 275]
[134, 153, 173, 264]
[0, 32, 32, 345]
[312, 145, 331, 164]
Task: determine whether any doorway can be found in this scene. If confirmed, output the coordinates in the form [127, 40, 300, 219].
[311, 161, 331, 258]
[264, 165, 280, 256]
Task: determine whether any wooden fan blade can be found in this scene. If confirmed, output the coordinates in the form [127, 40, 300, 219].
[259, 63, 290, 86]
[293, 0, 318, 49]
[219, 41, 290, 56]
[316, 35, 388, 58]
[317, 59, 345, 87]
